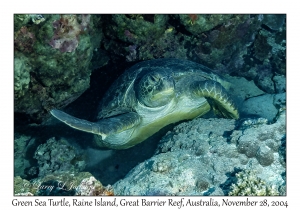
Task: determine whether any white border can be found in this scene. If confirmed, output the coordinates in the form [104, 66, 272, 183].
[3, 0, 298, 208]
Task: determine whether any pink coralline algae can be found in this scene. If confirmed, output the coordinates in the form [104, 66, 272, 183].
[126, 45, 137, 62]
[49, 15, 90, 53]
[14, 26, 36, 53]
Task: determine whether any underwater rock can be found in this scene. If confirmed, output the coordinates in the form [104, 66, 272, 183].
[14, 53, 32, 101]
[256, 75, 275, 93]
[235, 110, 286, 167]
[273, 75, 286, 93]
[100, 14, 269, 75]
[34, 137, 85, 177]
[113, 110, 285, 195]
[224, 75, 265, 100]
[179, 14, 261, 74]
[177, 14, 239, 35]
[241, 94, 279, 121]
[14, 14, 32, 31]
[103, 14, 188, 61]
[76, 176, 114, 196]
[14, 171, 113, 196]
[113, 150, 233, 195]
[14, 14, 103, 122]
[13, 14, 287, 196]
[14, 133, 36, 178]
[256, 144, 274, 166]
[14, 176, 37, 195]
[261, 14, 286, 31]
[156, 118, 235, 154]
[274, 93, 286, 109]
[237, 136, 260, 158]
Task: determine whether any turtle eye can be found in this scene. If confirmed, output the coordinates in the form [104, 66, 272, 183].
[136, 71, 175, 108]
[149, 75, 159, 83]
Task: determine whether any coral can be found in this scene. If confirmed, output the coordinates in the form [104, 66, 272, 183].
[273, 75, 286, 93]
[14, 176, 37, 195]
[49, 14, 91, 52]
[188, 14, 198, 25]
[14, 133, 35, 178]
[31, 14, 45, 25]
[14, 26, 36, 53]
[181, 14, 262, 74]
[235, 110, 286, 167]
[235, 121, 284, 167]
[136, 27, 187, 60]
[76, 176, 114, 196]
[20, 171, 113, 196]
[125, 45, 137, 62]
[156, 118, 235, 155]
[261, 14, 286, 31]
[253, 31, 272, 61]
[229, 170, 279, 196]
[240, 21, 286, 92]
[34, 137, 85, 176]
[113, 109, 285, 196]
[15, 192, 34, 196]
[151, 159, 172, 173]
[14, 14, 31, 31]
[102, 14, 189, 61]
[195, 178, 210, 192]
[13, 15, 286, 196]
[14, 14, 102, 123]
[256, 144, 274, 166]
[178, 14, 236, 34]
[143, 189, 168, 196]
[14, 53, 32, 100]
[195, 140, 209, 156]
[37, 180, 77, 196]
[112, 14, 168, 43]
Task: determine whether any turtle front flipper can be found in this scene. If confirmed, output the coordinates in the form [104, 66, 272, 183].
[50, 109, 141, 140]
[190, 80, 239, 119]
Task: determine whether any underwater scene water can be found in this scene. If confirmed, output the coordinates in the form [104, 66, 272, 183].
[14, 14, 286, 196]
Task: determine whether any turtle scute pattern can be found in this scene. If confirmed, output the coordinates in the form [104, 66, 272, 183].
[51, 58, 240, 149]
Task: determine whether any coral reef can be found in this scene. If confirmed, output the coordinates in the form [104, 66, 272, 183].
[233, 109, 286, 167]
[14, 171, 113, 196]
[102, 14, 188, 61]
[242, 21, 286, 92]
[14, 14, 286, 196]
[14, 176, 37, 195]
[229, 170, 279, 196]
[14, 14, 103, 122]
[99, 14, 286, 95]
[14, 14, 286, 123]
[113, 110, 285, 195]
[176, 15, 261, 73]
[14, 53, 32, 101]
[34, 137, 86, 177]
[261, 14, 286, 31]
[14, 133, 36, 178]
[14, 26, 36, 53]
[156, 118, 236, 155]
[76, 176, 114, 196]
[49, 15, 91, 52]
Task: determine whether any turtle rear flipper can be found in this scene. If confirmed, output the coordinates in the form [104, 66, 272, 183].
[50, 109, 141, 140]
[190, 80, 239, 119]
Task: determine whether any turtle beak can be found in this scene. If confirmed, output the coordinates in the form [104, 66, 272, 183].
[151, 88, 174, 101]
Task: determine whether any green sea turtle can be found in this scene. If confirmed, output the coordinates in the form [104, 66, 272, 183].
[51, 58, 239, 149]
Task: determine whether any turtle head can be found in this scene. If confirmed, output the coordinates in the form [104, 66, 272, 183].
[136, 71, 175, 107]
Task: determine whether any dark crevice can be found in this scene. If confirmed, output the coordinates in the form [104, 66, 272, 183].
[168, 15, 193, 36]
